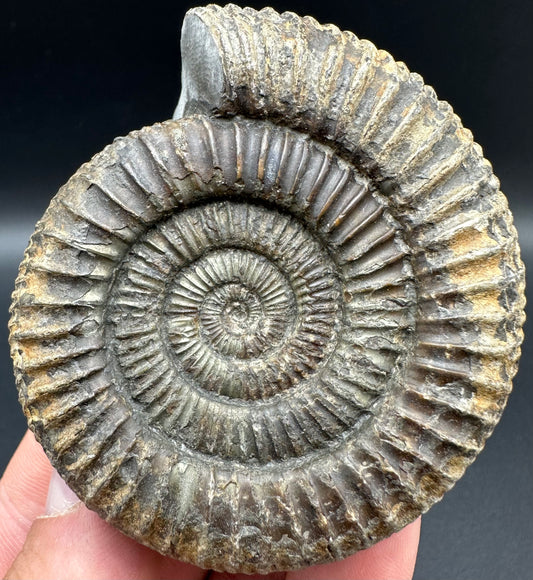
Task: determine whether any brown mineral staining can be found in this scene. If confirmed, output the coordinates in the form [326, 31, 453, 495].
[470, 288, 507, 315]
[9, 3, 525, 574]
[449, 253, 503, 288]
[449, 227, 499, 255]
[443, 455, 471, 481]
[471, 382, 506, 416]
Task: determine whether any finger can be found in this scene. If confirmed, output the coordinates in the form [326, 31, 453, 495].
[207, 571, 286, 580]
[0, 430, 53, 575]
[286, 517, 421, 580]
[6, 472, 207, 580]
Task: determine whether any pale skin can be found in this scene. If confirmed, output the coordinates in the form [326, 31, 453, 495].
[0, 431, 420, 580]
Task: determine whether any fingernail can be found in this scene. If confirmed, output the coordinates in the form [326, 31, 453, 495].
[44, 469, 81, 516]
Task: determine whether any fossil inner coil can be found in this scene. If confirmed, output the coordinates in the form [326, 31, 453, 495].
[106, 196, 411, 464]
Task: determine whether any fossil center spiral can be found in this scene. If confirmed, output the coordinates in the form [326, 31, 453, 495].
[108, 201, 343, 409]
[169, 248, 294, 365]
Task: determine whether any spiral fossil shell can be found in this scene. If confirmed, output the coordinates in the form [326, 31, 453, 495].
[9, 4, 525, 574]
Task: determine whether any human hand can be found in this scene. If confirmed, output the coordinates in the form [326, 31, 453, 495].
[1, 431, 420, 580]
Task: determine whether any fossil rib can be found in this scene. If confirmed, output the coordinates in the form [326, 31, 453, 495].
[9, 4, 525, 574]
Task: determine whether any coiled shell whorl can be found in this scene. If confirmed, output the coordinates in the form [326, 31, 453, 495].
[9, 4, 525, 574]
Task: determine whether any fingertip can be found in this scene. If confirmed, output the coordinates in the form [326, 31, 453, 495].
[0, 430, 53, 576]
[0, 430, 53, 521]
[6, 504, 207, 580]
[43, 470, 81, 517]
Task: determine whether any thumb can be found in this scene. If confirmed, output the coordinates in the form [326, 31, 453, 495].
[5, 470, 163, 580]
[44, 469, 81, 517]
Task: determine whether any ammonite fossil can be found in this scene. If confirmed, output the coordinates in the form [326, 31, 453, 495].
[9, 4, 525, 574]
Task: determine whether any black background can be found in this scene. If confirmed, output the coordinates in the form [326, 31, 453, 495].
[1, 1, 532, 578]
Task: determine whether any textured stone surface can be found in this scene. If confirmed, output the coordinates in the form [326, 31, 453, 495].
[9, 4, 525, 574]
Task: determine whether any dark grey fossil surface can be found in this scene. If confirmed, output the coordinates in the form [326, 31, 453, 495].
[2, 2, 520, 576]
